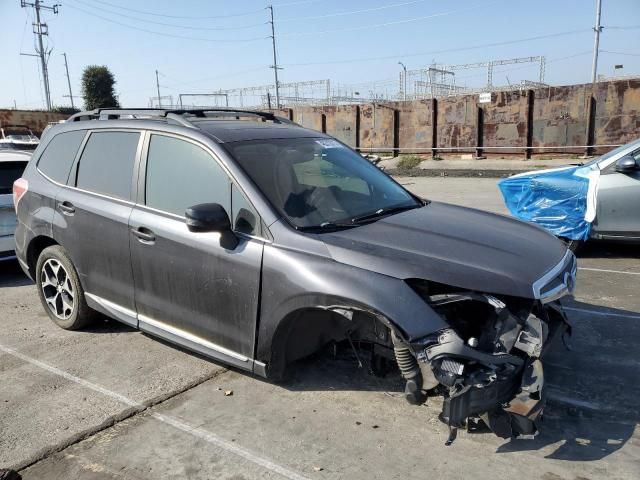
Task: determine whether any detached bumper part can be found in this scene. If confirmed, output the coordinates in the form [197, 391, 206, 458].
[439, 358, 544, 441]
[410, 299, 568, 444]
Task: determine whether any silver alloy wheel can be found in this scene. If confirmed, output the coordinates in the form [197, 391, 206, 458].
[41, 258, 74, 320]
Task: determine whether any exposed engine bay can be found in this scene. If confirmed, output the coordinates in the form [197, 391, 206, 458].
[393, 285, 570, 445]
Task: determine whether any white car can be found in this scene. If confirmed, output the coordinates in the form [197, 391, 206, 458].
[1, 151, 31, 261]
[0, 125, 40, 151]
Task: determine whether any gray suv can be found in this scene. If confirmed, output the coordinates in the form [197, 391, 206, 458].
[14, 109, 576, 444]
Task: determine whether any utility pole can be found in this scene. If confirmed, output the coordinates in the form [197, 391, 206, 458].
[398, 61, 407, 101]
[590, 0, 603, 84]
[21, 0, 59, 110]
[155, 70, 162, 108]
[62, 53, 75, 109]
[267, 5, 282, 109]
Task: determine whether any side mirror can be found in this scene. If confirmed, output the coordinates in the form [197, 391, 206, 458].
[185, 203, 238, 249]
[615, 155, 638, 173]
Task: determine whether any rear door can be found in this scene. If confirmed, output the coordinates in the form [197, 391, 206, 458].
[53, 130, 143, 325]
[595, 146, 640, 238]
[129, 133, 264, 368]
[0, 155, 29, 255]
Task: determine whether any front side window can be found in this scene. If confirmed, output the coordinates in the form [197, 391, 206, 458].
[145, 134, 230, 217]
[232, 184, 260, 236]
[76, 131, 140, 200]
[226, 138, 419, 229]
[37, 129, 86, 184]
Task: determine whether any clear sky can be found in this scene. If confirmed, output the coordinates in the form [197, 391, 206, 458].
[1, 0, 639, 109]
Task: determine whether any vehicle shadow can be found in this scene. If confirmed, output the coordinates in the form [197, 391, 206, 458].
[577, 239, 640, 259]
[83, 316, 138, 334]
[0, 260, 33, 288]
[497, 298, 638, 460]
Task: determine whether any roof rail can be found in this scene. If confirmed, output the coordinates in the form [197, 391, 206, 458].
[67, 108, 295, 127]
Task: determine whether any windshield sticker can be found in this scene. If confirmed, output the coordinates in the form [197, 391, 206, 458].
[316, 139, 342, 149]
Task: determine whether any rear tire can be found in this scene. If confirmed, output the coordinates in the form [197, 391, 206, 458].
[35, 245, 96, 330]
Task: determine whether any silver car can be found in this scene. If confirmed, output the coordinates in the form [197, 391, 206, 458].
[585, 137, 640, 243]
[500, 137, 640, 250]
[1, 151, 31, 260]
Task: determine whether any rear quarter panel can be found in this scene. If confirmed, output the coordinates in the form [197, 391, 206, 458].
[14, 162, 57, 266]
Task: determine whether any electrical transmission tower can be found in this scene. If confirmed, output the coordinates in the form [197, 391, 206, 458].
[21, 0, 60, 110]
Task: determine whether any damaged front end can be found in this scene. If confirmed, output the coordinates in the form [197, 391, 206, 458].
[396, 281, 572, 445]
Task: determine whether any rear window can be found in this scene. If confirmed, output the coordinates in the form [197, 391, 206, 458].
[76, 131, 140, 200]
[37, 130, 86, 184]
[0, 161, 28, 195]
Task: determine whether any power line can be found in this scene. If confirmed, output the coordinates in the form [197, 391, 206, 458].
[82, 0, 265, 19]
[272, 0, 323, 7]
[64, 3, 266, 43]
[68, 0, 266, 31]
[281, 29, 592, 67]
[277, 0, 430, 22]
[279, 0, 504, 37]
[606, 25, 640, 30]
[601, 50, 640, 57]
[116, 67, 269, 96]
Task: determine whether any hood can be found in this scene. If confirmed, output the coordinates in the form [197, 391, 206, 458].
[320, 202, 568, 299]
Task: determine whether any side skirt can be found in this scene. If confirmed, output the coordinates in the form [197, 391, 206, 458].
[85, 292, 266, 375]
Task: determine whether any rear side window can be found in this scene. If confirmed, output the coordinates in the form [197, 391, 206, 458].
[76, 131, 140, 200]
[37, 130, 86, 184]
[145, 134, 230, 216]
[0, 161, 28, 194]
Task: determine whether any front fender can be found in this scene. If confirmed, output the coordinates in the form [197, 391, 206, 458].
[256, 244, 447, 367]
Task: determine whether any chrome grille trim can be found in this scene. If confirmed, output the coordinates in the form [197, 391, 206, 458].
[532, 250, 577, 303]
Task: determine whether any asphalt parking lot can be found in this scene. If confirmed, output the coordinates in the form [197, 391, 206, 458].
[1, 177, 638, 480]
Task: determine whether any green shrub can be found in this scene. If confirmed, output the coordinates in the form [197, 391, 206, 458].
[397, 155, 423, 169]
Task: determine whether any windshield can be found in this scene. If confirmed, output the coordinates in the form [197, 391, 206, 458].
[226, 137, 420, 229]
[2, 128, 36, 141]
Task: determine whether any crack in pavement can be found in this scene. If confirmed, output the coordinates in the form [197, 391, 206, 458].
[3, 344, 311, 480]
[0, 342, 229, 473]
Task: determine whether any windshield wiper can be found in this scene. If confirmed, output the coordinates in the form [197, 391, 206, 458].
[350, 203, 423, 224]
[297, 202, 426, 232]
[297, 222, 358, 232]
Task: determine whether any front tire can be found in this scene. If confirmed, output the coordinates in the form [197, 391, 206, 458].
[35, 245, 96, 330]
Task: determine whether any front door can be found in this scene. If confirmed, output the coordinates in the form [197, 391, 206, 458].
[595, 147, 640, 237]
[129, 133, 264, 369]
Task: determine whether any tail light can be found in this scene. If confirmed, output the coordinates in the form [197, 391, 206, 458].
[13, 178, 28, 213]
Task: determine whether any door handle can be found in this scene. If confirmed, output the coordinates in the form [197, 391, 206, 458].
[58, 201, 75, 215]
[131, 227, 156, 244]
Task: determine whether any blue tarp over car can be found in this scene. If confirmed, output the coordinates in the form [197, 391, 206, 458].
[498, 165, 598, 241]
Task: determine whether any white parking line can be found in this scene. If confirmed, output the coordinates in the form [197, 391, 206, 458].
[563, 306, 640, 320]
[579, 267, 640, 276]
[0, 343, 310, 480]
